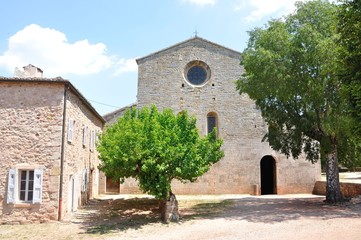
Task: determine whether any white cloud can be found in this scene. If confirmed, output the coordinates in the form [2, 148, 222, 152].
[183, 0, 216, 7]
[235, 0, 311, 22]
[113, 58, 138, 76]
[0, 24, 136, 77]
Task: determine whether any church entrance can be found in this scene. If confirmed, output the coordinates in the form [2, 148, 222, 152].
[260, 155, 277, 195]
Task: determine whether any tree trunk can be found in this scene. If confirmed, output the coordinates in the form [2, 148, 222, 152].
[325, 143, 343, 203]
[159, 199, 167, 222]
[159, 193, 179, 223]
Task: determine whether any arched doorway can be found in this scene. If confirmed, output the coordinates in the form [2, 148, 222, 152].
[260, 155, 277, 195]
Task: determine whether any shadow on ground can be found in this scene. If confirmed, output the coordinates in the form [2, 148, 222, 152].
[182, 197, 360, 222]
[73, 197, 160, 235]
[74, 195, 361, 235]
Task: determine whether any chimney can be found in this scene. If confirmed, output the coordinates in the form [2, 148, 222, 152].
[14, 64, 43, 78]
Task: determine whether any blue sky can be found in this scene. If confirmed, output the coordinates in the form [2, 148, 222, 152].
[0, 0, 311, 115]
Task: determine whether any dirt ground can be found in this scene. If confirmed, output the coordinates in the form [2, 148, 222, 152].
[1, 194, 361, 240]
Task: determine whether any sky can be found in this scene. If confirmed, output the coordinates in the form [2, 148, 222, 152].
[0, 0, 311, 115]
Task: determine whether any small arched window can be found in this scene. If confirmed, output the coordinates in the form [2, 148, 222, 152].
[207, 112, 218, 138]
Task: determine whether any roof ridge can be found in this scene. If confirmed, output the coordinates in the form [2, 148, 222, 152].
[136, 36, 241, 64]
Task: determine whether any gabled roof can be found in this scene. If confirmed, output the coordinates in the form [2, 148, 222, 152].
[136, 36, 241, 64]
[0, 77, 105, 124]
[103, 102, 137, 124]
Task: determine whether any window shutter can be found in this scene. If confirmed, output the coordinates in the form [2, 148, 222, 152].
[83, 127, 87, 147]
[72, 174, 78, 211]
[33, 168, 43, 204]
[90, 130, 94, 151]
[67, 118, 74, 142]
[95, 130, 99, 143]
[7, 169, 16, 204]
[81, 168, 87, 192]
[93, 130, 95, 150]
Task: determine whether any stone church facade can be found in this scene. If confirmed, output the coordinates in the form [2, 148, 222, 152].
[107, 37, 321, 195]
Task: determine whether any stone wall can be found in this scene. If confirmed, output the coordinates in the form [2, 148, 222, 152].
[313, 181, 361, 197]
[61, 88, 103, 219]
[0, 80, 104, 224]
[120, 37, 321, 195]
[0, 81, 64, 224]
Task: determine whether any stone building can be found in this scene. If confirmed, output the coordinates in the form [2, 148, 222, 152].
[106, 36, 321, 195]
[0, 67, 104, 224]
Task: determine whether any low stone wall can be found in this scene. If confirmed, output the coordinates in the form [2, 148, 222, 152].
[313, 181, 361, 197]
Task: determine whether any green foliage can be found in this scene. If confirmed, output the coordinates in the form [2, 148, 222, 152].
[338, 1, 361, 125]
[97, 106, 224, 200]
[337, 0, 361, 164]
[236, 0, 357, 166]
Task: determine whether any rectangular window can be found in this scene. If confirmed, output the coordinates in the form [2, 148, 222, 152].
[81, 168, 87, 192]
[90, 130, 94, 151]
[83, 126, 88, 147]
[7, 168, 43, 204]
[68, 118, 74, 143]
[95, 130, 100, 142]
[19, 170, 34, 202]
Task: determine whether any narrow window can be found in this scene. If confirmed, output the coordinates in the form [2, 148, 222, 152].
[95, 130, 100, 142]
[207, 112, 218, 138]
[68, 118, 74, 143]
[83, 127, 88, 147]
[90, 130, 94, 151]
[81, 168, 87, 192]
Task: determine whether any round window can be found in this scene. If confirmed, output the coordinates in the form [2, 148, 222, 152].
[184, 61, 211, 86]
[187, 66, 207, 85]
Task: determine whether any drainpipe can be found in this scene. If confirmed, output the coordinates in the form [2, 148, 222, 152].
[58, 84, 68, 221]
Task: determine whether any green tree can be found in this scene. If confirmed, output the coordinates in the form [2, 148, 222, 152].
[236, 0, 353, 203]
[97, 106, 224, 221]
[338, 0, 361, 133]
[337, 0, 361, 169]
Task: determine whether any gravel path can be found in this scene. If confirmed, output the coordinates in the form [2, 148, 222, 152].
[109, 195, 361, 240]
[1, 194, 360, 240]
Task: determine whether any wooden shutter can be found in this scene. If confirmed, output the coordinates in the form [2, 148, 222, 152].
[33, 168, 43, 204]
[90, 130, 94, 151]
[7, 169, 16, 204]
[83, 127, 87, 147]
[67, 118, 74, 142]
[95, 130, 99, 142]
[81, 168, 87, 192]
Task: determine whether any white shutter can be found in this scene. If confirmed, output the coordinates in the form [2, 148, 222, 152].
[72, 174, 78, 211]
[95, 130, 99, 143]
[83, 127, 87, 147]
[93, 130, 95, 150]
[67, 118, 74, 142]
[81, 168, 87, 192]
[90, 130, 94, 151]
[7, 169, 16, 204]
[33, 168, 43, 204]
